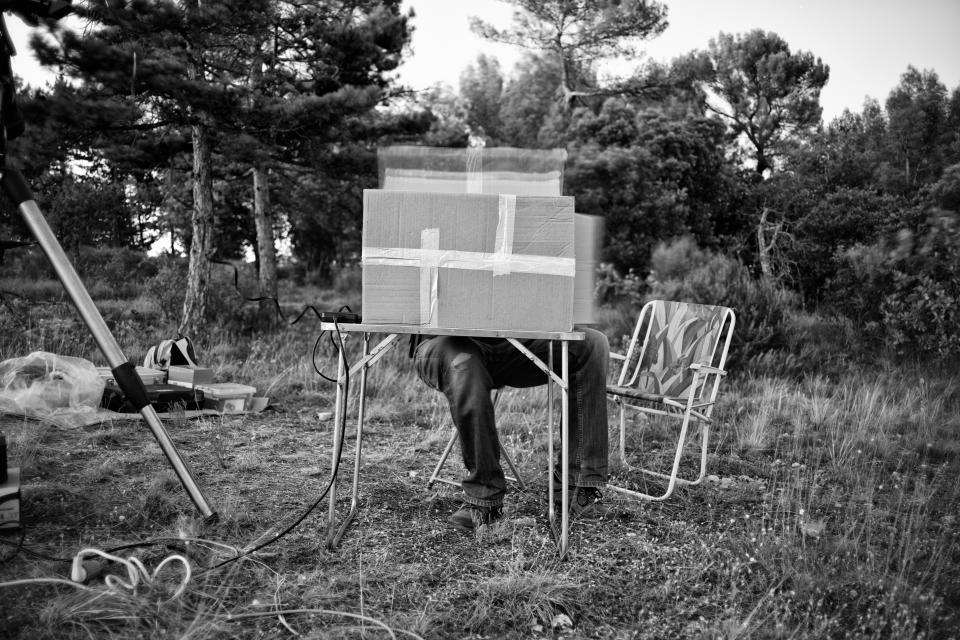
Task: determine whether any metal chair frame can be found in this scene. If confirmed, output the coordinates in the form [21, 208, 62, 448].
[427, 388, 528, 490]
[606, 300, 736, 501]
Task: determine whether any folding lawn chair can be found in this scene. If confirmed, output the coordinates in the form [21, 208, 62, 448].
[606, 300, 735, 501]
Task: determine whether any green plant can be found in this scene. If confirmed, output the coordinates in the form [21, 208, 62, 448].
[830, 212, 960, 362]
[645, 238, 798, 370]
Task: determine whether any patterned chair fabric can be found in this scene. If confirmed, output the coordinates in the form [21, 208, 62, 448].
[629, 301, 729, 399]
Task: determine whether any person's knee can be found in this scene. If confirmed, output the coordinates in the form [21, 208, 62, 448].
[445, 347, 487, 391]
[416, 337, 487, 392]
[584, 328, 609, 354]
[580, 328, 609, 369]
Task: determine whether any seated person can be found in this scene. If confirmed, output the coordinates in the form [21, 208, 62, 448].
[414, 328, 611, 530]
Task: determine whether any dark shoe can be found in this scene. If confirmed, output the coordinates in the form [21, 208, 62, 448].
[448, 503, 503, 532]
[556, 487, 611, 520]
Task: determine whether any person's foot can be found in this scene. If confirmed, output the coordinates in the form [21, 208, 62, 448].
[448, 503, 504, 532]
[555, 486, 612, 520]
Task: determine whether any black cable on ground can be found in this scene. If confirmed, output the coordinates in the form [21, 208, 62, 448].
[196, 320, 352, 575]
[1, 320, 354, 577]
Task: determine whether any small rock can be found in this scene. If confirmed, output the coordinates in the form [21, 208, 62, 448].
[551, 613, 573, 630]
[799, 517, 826, 539]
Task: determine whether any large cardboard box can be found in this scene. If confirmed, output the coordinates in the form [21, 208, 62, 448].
[378, 146, 566, 196]
[573, 214, 604, 326]
[362, 190, 575, 332]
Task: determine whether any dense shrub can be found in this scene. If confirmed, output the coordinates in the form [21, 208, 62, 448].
[595, 261, 646, 307]
[645, 237, 799, 369]
[829, 211, 960, 361]
[142, 256, 189, 325]
[75, 246, 158, 292]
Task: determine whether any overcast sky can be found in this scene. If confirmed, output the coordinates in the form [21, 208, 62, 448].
[402, 0, 960, 122]
[9, 1, 960, 123]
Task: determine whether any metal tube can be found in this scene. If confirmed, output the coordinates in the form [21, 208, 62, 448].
[17, 197, 215, 519]
[326, 342, 347, 548]
[546, 343, 555, 530]
[331, 332, 369, 547]
[560, 340, 570, 558]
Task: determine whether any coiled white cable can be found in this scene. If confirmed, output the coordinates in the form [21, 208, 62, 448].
[70, 547, 191, 600]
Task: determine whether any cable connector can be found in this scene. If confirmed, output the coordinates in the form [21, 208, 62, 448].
[317, 311, 361, 323]
[70, 557, 105, 583]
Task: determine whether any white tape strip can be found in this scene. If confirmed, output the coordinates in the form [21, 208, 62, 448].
[466, 147, 483, 193]
[492, 194, 517, 276]
[419, 228, 440, 326]
[362, 247, 575, 277]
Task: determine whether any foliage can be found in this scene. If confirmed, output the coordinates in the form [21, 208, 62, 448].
[885, 66, 953, 189]
[594, 261, 646, 308]
[470, 0, 667, 108]
[285, 143, 377, 275]
[3, 271, 959, 640]
[459, 54, 505, 143]
[645, 237, 799, 368]
[566, 99, 739, 274]
[830, 209, 960, 362]
[704, 29, 829, 174]
[495, 53, 566, 148]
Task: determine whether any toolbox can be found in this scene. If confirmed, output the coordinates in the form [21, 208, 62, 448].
[100, 382, 204, 413]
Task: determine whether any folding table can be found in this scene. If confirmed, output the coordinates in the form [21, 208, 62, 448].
[319, 322, 585, 557]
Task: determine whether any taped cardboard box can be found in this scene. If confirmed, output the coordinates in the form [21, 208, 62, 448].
[362, 190, 575, 332]
[378, 146, 566, 196]
[574, 214, 604, 326]
[96, 366, 166, 386]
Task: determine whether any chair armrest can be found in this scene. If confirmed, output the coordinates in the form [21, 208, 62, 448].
[690, 363, 727, 376]
[609, 352, 627, 361]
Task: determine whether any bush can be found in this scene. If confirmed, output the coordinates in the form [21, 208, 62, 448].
[142, 256, 189, 325]
[75, 246, 158, 296]
[829, 211, 960, 362]
[645, 238, 799, 369]
[595, 262, 645, 307]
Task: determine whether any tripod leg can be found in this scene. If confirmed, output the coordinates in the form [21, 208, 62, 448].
[2, 167, 216, 520]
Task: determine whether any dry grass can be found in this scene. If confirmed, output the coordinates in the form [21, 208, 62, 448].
[1, 269, 959, 639]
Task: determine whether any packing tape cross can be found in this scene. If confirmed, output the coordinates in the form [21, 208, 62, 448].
[492, 194, 516, 276]
[419, 228, 440, 326]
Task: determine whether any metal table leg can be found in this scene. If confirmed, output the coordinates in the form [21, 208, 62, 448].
[560, 340, 570, 558]
[325, 338, 348, 548]
[507, 338, 571, 557]
[325, 333, 401, 549]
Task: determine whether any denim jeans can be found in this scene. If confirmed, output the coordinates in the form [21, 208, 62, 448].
[415, 328, 609, 508]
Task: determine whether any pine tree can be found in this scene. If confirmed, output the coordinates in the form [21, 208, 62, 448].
[30, 0, 413, 333]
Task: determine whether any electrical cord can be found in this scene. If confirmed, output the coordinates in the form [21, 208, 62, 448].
[208, 256, 288, 322]
[67, 320, 355, 577]
[69, 547, 191, 600]
[1, 310, 355, 579]
[197, 319, 352, 575]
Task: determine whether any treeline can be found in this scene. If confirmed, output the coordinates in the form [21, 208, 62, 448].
[3, 1, 960, 360]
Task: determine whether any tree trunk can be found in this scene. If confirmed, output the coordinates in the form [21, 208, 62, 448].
[253, 164, 278, 326]
[757, 207, 775, 281]
[248, 38, 278, 325]
[179, 121, 215, 337]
